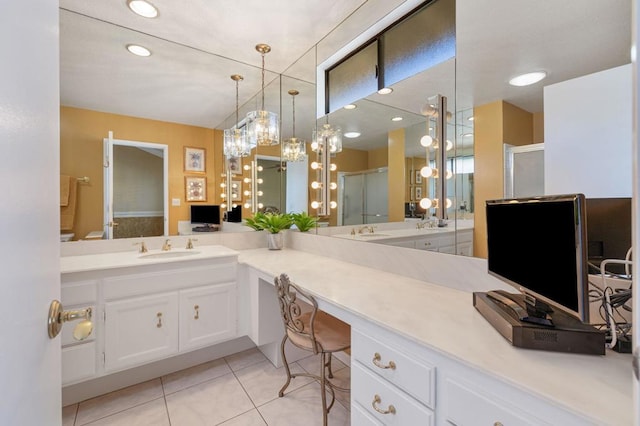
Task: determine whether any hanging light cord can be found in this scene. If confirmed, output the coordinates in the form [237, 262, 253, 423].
[292, 94, 296, 138]
[235, 78, 239, 128]
[260, 52, 265, 111]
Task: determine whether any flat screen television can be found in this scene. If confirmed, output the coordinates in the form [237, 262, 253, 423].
[485, 193, 590, 324]
[585, 197, 632, 275]
[190, 205, 221, 229]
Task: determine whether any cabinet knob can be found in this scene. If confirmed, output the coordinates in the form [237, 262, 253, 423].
[156, 312, 163, 328]
[194, 304, 200, 320]
[372, 394, 396, 415]
[372, 352, 396, 370]
[494, 423, 504, 426]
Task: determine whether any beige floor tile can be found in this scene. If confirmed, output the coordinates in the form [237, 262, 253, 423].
[75, 379, 164, 426]
[162, 358, 231, 395]
[218, 409, 267, 426]
[165, 373, 254, 426]
[225, 348, 268, 372]
[62, 404, 77, 426]
[234, 360, 314, 407]
[258, 382, 350, 426]
[296, 353, 347, 378]
[80, 398, 169, 426]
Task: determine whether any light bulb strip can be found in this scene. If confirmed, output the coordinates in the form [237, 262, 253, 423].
[224, 171, 233, 212]
[320, 140, 331, 216]
[251, 159, 258, 213]
[435, 95, 447, 220]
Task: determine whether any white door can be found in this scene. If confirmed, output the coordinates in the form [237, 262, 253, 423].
[0, 2, 61, 425]
[504, 143, 545, 198]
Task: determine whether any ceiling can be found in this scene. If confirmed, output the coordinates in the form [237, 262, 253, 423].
[59, 0, 632, 148]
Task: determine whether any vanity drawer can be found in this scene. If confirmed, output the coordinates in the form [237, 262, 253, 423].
[353, 361, 434, 425]
[353, 329, 436, 409]
[62, 341, 96, 385]
[61, 279, 98, 305]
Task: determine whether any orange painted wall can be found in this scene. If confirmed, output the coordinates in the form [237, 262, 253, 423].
[387, 129, 405, 223]
[60, 106, 218, 239]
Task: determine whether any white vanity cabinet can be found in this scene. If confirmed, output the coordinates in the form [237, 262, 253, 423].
[61, 249, 238, 384]
[351, 321, 592, 426]
[376, 228, 473, 256]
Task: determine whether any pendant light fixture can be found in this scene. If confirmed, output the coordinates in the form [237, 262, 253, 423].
[224, 74, 253, 158]
[247, 44, 279, 147]
[282, 89, 307, 162]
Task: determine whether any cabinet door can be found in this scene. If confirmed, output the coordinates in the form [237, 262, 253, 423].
[413, 237, 438, 251]
[179, 283, 237, 351]
[104, 292, 179, 372]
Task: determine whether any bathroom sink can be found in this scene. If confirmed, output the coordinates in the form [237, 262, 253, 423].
[358, 233, 390, 237]
[139, 250, 201, 259]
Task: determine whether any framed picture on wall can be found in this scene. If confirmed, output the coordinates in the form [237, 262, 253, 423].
[415, 170, 422, 184]
[184, 147, 206, 173]
[415, 186, 422, 200]
[227, 156, 241, 174]
[185, 176, 207, 201]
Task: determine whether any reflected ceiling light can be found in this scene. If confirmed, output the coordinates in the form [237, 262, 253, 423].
[247, 44, 279, 146]
[344, 104, 357, 110]
[509, 71, 547, 86]
[391, 116, 403, 122]
[126, 44, 151, 57]
[467, 116, 474, 121]
[344, 131, 361, 138]
[377, 87, 393, 95]
[282, 89, 307, 162]
[127, 0, 158, 18]
[224, 74, 252, 158]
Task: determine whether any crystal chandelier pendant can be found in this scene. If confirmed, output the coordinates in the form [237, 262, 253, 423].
[247, 44, 280, 147]
[282, 89, 306, 162]
[223, 74, 252, 157]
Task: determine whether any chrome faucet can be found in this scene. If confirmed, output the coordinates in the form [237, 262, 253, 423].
[186, 238, 197, 249]
[416, 222, 426, 229]
[358, 225, 374, 234]
[133, 241, 148, 253]
[162, 239, 171, 251]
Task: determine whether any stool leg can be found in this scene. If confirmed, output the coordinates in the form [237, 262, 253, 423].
[320, 352, 328, 426]
[278, 335, 292, 397]
[326, 354, 334, 379]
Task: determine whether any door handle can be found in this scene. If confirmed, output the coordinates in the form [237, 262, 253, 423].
[47, 300, 93, 340]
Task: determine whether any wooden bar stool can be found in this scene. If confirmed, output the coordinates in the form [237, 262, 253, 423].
[274, 273, 351, 425]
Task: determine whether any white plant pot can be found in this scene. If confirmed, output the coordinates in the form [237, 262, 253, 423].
[267, 232, 284, 250]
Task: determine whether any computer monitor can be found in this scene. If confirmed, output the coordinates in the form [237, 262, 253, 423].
[585, 197, 632, 275]
[190, 205, 220, 229]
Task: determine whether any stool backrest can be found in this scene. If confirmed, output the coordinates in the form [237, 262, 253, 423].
[274, 273, 320, 353]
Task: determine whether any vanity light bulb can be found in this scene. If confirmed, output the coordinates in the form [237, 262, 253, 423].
[257, 191, 263, 196]
[232, 193, 238, 199]
[446, 170, 453, 179]
[220, 203, 227, 209]
[446, 140, 453, 151]
[257, 178, 264, 184]
[311, 181, 321, 189]
[244, 202, 251, 208]
[221, 193, 227, 198]
[258, 203, 264, 209]
[446, 198, 453, 208]
[420, 135, 433, 147]
[231, 183, 238, 189]
[311, 201, 320, 209]
[243, 164, 250, 171]
[330, 182, 337, 190]
[330, 201, 337, 209]
[244, 177, 250, 183]
[330, 164, 337, 171]
[220, 183, 226, 188]
[311, 161, 320, 170]
[419, 198, 433, 209]
[232, 203, 238, 208]
[257, 166, 264, 172]
[311, 141, 319, 151]
[243, 190, 249, 196]
[420, 166, 433, 178]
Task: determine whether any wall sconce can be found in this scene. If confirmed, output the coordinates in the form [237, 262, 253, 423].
[310, 122, 340, 216]
[224, 74, 253, 158]
[418, 94, 452, 220]
[247, 44, 279, 147]
[282, 89, 307, 162]
[242, 161, 264, 213]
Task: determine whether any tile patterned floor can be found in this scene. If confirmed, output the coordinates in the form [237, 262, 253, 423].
[62, 348, 351, 426]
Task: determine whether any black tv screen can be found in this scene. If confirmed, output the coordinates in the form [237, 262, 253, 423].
[585, 197, 632, 275]
[190, 205, 220, 225]
[485, 194, 589, 322]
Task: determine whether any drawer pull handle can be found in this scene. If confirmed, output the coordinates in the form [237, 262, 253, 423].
[373, 352, 396, 370]
[194, 304, 200, 320]
[372, 394, 396, 415]
[494, 423, 504, 426]
[156, 312, 162, 328]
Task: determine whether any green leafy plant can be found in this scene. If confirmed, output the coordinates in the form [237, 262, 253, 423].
[245, 212, 293, 234]
[290, 211, 318, 232]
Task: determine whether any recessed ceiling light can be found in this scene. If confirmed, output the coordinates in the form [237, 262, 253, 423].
[127, 0, 158, 18]
[127, 44, 151, 57]
[377, 87, 393, 95]
[509, 71, 547, 87]
[343, 104, 357, 110]
[391, 117, 403, 122]
[467, 116, 474, 121]
[344, 132, 361, 138]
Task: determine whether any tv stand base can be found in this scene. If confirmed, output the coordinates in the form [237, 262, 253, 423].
[473, 292, 606, 355]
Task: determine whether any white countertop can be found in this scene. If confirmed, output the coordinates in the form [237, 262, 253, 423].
[238, 247, 632, 425]
[61, 245, 238, 273]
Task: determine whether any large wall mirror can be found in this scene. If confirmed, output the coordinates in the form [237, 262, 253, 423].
[59, 1, 630, 260]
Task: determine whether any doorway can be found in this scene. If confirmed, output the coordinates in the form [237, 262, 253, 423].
[504, 143, 544, 198]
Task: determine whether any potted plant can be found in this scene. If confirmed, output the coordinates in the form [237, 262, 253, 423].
[245, 212, 292, 250]
[290, 211, 318, 232]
